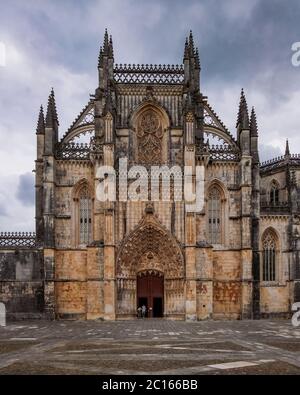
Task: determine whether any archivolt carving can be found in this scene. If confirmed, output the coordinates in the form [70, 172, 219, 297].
[116, 212, 184, 279]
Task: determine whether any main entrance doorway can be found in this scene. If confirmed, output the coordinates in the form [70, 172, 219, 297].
[137, 271, 164, 318]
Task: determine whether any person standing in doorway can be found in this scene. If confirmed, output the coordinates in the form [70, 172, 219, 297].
[142, 304, 147, 318]
[137, 306, 142, 318]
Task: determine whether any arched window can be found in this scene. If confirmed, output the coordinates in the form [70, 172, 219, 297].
[79, 186, 92, 245]
[208, 187, 222, 244]
[262, 231, 277, 281]
[270, 181, 279, 206]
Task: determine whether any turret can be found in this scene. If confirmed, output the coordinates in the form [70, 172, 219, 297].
[35, 105, 45, 242]
[43, 88, 58, 248]
[98, 29, 114, 91]
[183, 31, 200, 93]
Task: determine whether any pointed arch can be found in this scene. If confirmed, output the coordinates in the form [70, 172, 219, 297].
[269, 179, 280, 206]
[129, 100, 171, 130]
[261, 227, 279, 282]
[116, 212, 184, 279]
[72, 179, 94, 247]
[129, 102, 170, 165]
[116, 211, 185, 317]
[206, 180, 227, 245]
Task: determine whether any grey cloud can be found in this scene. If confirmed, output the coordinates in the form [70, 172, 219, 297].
[0, 203, 8, 217]
[259, 144, 283, 163]
[16, 172, 34, 207]
[0, 0, 300, 230]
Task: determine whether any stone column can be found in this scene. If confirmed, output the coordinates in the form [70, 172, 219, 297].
[240, 156, 253, 319]
[102, 144, 116, 320]
[184, 145, 197, 321]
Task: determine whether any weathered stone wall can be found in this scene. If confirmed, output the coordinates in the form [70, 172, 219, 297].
[55, 248, 104, 319]
[259, 216, 291, 316]
[0, 249, 44, 319]
[212, 250, 242, 319]
[260, 170, 288, 203]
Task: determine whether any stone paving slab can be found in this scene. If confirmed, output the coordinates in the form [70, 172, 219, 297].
[0, 319, 299, 375]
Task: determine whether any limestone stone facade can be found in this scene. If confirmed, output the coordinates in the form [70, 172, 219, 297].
[1, 31, 300, 321]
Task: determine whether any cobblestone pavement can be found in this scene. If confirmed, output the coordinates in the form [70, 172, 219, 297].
[0, 319, 299, 375]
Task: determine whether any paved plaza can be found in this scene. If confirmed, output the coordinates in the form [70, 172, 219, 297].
[0, 319, 299, 375]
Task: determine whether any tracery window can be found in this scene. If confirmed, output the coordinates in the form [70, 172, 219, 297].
[270, 181, 279, 206]
[208, 187, 222, 244]
[262, 231, 277, 282]
[79, 186, 92, 245]
[137, 109, 163, 164]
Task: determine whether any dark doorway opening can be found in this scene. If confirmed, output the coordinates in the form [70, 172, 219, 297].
[153, 297, 163, 318]
[137, 272, 164, 318]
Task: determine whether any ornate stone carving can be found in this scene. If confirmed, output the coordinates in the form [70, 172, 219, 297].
[137, 109, 163, 163]
[116, 212, 184, 279]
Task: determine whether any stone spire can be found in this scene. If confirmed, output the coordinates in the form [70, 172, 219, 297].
[36, 105, 45, 134]
[183, 37, 189, 60]
[109, 35, 114, 59]
[46, 88, 59, 128]
[285, 139, 291, 157]
[250, 107, 258, 137]
[236, 88, 250, 130]
[189, 30, 195, 57]
[103, 28, 109, 55]
[98, 29, 113, 70]
[195, 47, 200, 70]
[98, 46, 103, 68]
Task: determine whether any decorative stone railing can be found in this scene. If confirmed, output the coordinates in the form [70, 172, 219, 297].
[0, 232, 36, 248]
[260, 201, 290, 213]
[196, 144, 240, 161]
[114, 63, 185, 84]
[56, 142, 91, 160]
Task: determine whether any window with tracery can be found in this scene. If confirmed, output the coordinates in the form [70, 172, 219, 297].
[208, 187, 222, 244]
[79, 187, 92, 245]
[262, 231, 277, 281]
[270, 181, 279, 206]
[137, 109, 163, 164]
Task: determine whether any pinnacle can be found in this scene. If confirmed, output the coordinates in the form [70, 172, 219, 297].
[36, 105, 45, 134]
[250, 107, 258, 137]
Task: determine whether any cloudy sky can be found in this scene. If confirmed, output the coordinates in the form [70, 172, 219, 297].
[0, 0, 300, 231]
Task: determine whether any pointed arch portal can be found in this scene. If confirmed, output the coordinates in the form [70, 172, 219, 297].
[116, 211, 185, 318]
